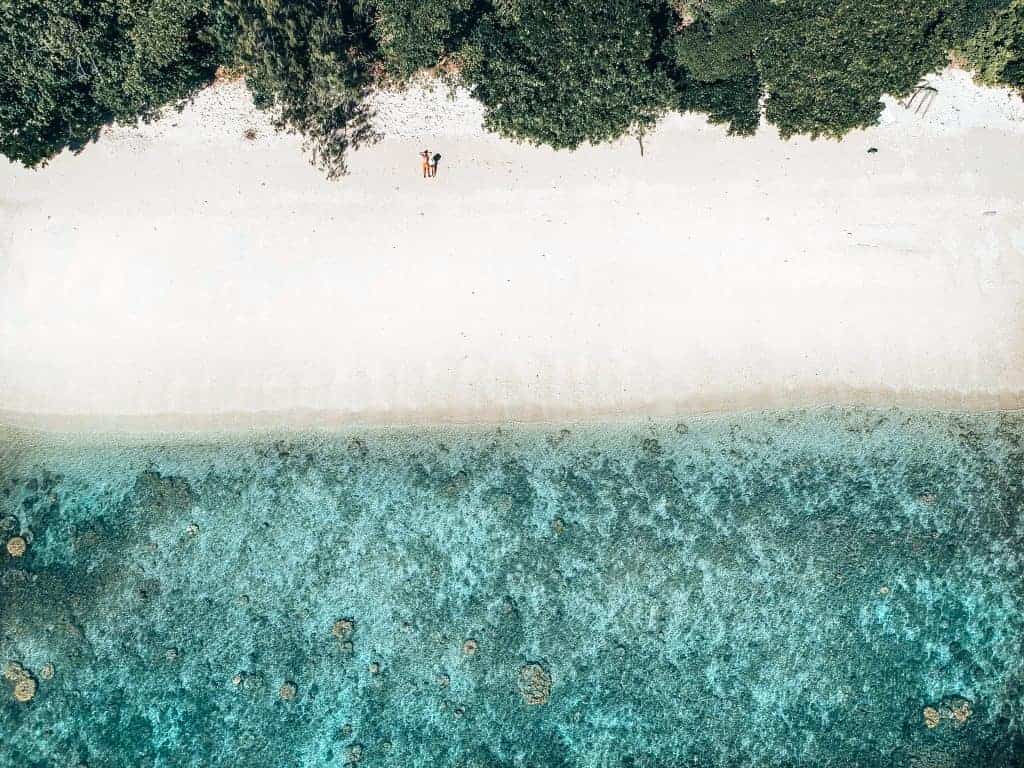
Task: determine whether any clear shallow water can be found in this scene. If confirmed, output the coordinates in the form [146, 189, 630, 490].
[1, 409, 1022, 767]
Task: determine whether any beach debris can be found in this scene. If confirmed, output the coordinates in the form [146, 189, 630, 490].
[4, 662, 37, 702]
[879, 585, 890, 595]
[867, 147, 879, 153]
[243, 128, 258, 141]
[900, 81, 938, 116]
[279, 681, 298, 701]
[518, 663, 552, 705]
[185, 522, 199, 536]
[462, 639, 478, 656]
[368, 662, 381, 675]
[6, 536, 27, 557]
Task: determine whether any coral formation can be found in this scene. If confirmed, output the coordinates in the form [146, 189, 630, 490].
[278, 681, 298, 701]
[3, 662, 36, 703]
[332, 618, 355, 639]
[518, 663, 552, 705]
[12, 678, 35, 703]
[5, 536, 26, 557]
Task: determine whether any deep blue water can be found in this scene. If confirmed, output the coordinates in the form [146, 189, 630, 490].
[1, 409, 1022, 767]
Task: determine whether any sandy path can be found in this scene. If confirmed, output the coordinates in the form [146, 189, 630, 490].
[1, 71, 1023, 430]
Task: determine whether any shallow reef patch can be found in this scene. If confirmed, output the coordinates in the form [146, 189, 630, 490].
[1, 409, 1022, 767]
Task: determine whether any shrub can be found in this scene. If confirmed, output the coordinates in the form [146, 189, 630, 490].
[223, 0, 381, 178]
[958, 0, 1024, 90]
[459, 0, 676, 149]
[0, 0, 223, 167]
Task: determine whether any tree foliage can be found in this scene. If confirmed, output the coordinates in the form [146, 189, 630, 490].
[459, 0, 675, 149]
[757, 0, 988, 138]
[372, 0, 480, 77]
[223, 0, 381, 178]
[0, 0, 223, 167]
[959, 0, 1024, 90]
[0, 0, 1019, 172]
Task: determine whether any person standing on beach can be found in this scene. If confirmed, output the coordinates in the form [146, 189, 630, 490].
[420, 149, 431, 178]
[430, 153, 441, 178]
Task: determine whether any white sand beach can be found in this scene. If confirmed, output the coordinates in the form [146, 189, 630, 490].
[1, 69, 1023, 430]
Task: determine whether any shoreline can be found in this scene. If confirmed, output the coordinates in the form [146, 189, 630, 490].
[2, 390, 1022, 439]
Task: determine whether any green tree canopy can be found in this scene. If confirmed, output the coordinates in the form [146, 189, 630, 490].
[459, 0, 676, 149]
[0, 0, 1019, 172]
[959, 0, 1024, 90]
[372, 0, 480, 77]
[757, 0, 988, 138]
[0, 0, 223, 167]
[223, 0, 381, 178]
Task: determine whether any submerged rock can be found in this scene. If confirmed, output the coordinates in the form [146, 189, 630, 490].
[4, 662, 37, 702]
[519, 663, 552, 706]
[923, 697, 973, 730]
[5, 535, 26, 557]
[279, 681, 298, 701]
[332, 618, 355, 639]
[13, 677, 36, 703]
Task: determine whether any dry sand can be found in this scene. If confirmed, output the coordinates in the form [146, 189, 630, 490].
[1, 69, 1023, 431]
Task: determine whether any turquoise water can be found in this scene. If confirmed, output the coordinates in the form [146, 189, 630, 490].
[1, 409, 1022, 767]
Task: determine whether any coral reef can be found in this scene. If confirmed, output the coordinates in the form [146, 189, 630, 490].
[0, 409, 1022, 767]
[518, 663, 552, 705]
